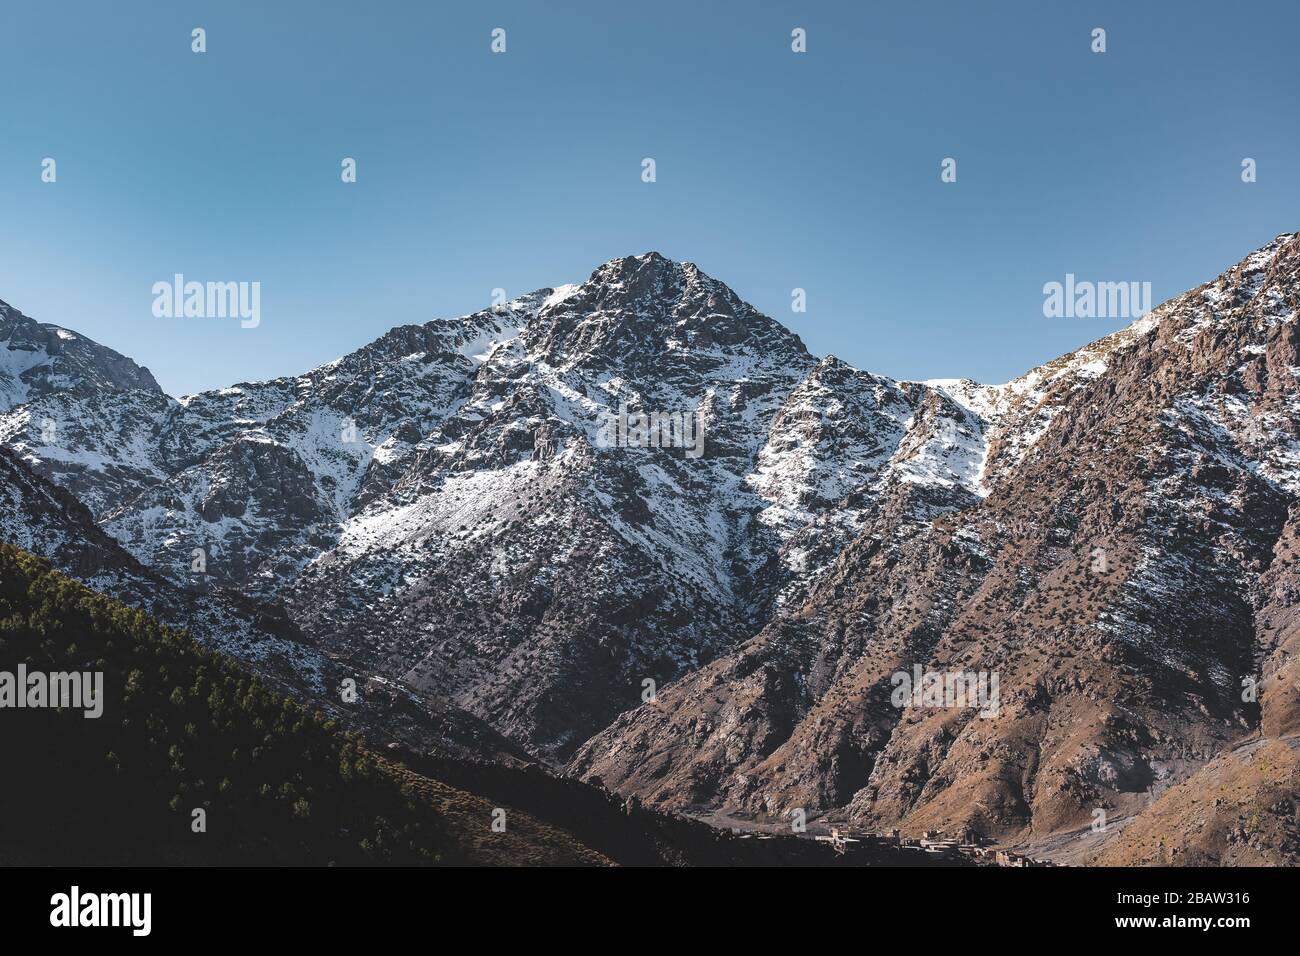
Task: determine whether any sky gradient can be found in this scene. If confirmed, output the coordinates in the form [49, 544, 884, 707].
[2, 0, 1297, 396]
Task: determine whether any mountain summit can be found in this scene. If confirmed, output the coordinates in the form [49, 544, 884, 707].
[0, 299, 161, 409]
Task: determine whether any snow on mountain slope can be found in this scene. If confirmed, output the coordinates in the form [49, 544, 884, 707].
[749, 357, 913, 532]
[0, 250, 1090, 761]
[100, 306, 533, 592]
[928, 308, 1166, 495]
[283, 254, 825, 755]
[0, 299, 161, 409]
[569, 234, 1300, 866]
[16, 241, 1298, 784]
[1, 299, 175, 516]
[0, 389, 176, 518]
[0, 440, 540, 769]
[0, 442, 322, 681]
[282, 251, 1114, 757]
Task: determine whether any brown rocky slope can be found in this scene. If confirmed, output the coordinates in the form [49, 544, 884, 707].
[569, 234, 1300, 864]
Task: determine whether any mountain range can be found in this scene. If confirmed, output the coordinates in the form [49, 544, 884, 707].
[4, 234, 1299, 864]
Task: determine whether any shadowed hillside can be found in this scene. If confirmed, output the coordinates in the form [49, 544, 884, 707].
[0, 543, 609, 866]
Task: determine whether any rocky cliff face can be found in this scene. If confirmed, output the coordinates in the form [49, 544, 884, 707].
[5, 237, 1300, 862]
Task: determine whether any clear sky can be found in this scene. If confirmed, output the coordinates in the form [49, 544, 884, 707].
[2, 0, 1296, 396]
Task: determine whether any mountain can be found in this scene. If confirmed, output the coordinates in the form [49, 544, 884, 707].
[0, 425, 540, 772]
[4, 236, 1300, 865]
[0, 442, 313, 679]
[0, 298, 161, 403]
[0, 299, 172, 517]
[570, 234, 1300, 864]
[3, 254, 1006, 761]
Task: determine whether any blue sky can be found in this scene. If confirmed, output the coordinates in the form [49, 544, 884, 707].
[1, 0, 1296, 396]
